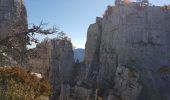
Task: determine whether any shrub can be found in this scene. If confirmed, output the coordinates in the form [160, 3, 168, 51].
[0, 66, 51, 100]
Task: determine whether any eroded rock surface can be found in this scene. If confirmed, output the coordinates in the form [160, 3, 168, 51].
[84, 1, 170, 100]
[1, 0, 170, 100]
[28, 39, 74, 99]
[0, 0, 27, 66]
[113, 66, 142, 100]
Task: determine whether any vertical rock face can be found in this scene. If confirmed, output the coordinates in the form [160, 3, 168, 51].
[28, 39, 75, 99]
[85, 17, 102, 65]
[28, 40, 52, 78]
[0, 0, 27, 39]
[49, 39, 74, 99]
[85, 1, 170, 100]
[0, 0, 27, 66]
[84, 17, 103, 87]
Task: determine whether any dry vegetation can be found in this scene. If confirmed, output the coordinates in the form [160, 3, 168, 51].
[0, 66, 51, 100]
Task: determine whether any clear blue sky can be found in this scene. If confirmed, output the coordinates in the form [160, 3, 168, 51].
[25, 0, 170, 48]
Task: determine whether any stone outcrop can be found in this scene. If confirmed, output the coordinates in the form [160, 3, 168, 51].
[0, 0, 27, 66]
[84, 1, 170, 100]
[113, 66, 142, 100]
[1, 0, 170, 100]
[28, 40, 52, 78]
[28, 39, 75, 100]
[0, 0, 27, 39]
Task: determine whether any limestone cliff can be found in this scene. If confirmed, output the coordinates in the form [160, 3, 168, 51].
[0, 0, 27, 66]
[0, 0, 27, 39]
[84, 1, 170, 100]
[1, 0, 170, 100]
[28, 39, 75, 100]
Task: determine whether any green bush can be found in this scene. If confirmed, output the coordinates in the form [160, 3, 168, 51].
[0, 66, 51, 100]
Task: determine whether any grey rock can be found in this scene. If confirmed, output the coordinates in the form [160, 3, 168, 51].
[0, 0, 27, 39]
[114, 66, 142, 100]
[0, 0, 27, 66]
[84, 1, 170, 100]
[28, 39, 74, 99]
[74, 86, 93, 100]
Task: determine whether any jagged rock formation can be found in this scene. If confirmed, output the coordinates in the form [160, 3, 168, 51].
[0, 0, 27, 66]
[28, 39, 75, 100]
[0, 0, 27, 39]
[1, 0, 170, 100]
[84, 1, 170, 100]
[28, 40, 52, 78]
[113, 66, 142, 100]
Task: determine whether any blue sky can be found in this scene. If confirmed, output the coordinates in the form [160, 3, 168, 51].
[25, 0, 170, 48]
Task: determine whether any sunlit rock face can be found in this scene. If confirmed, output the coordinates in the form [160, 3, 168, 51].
[85, 1, 170, 100]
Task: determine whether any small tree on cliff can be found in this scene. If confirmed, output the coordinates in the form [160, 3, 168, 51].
[0, 20, 58, 67]
[57, 31, 66, 40]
